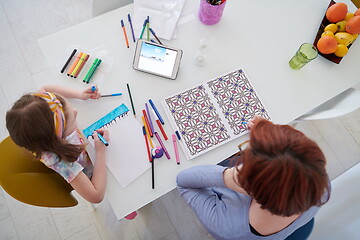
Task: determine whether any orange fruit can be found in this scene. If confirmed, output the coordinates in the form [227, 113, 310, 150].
[334, 44, 348, 57]
[317, 36, 338, 54]
[346, 16, 360, 34]
[355, 8, 360, 16]
[326, 2, 348, 23]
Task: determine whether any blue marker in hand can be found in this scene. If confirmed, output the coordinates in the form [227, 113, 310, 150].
[97, 132, 109, 146]
[91, 86, 96, 92]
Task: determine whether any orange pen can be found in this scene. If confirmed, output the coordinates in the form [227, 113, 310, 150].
[142, 109, 153, 137]
[74, 54, 90, 78]
[121, 20, 129, 48]
[67, 52, 82, 76]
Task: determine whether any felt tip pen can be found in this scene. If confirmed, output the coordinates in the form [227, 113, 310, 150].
[175, 130, 181, 140]
[86, 59, 102, 83]
[172, 134, 180, 165]
[127, 14, 136, 42]
[149, 99, 164, 124]
[91, 86, 96, 92]
[61, 49, 77, 73]
[120, 19, 129, 48]
[139, 19, 148, 39]
[149, 28, 163, 45]
[97, 132, 109, 146]
[154, 132, 170, 159]
[101, 93, 122, 97]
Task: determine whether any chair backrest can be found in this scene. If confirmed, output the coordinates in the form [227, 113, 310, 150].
[0, 136, 78, 207]
[92, 0, 133, 17]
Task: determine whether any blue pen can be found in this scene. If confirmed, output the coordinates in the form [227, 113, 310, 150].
[91, 86, 96, 92]
[127, 14, 136, 42]
[149, 28, 163, 45]
[101, 93, 123, 97]
[97, 132, 109, 146]
[149, 99, 164, 125]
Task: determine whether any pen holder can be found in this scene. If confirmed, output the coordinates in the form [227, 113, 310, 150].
[199, 0, 226, 25]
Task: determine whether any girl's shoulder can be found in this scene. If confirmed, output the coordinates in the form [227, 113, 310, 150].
[40, 151, 60, 166]
[65, 129, 86, 145]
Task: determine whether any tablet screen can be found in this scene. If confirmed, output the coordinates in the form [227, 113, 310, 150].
[137, 41, 178, 78]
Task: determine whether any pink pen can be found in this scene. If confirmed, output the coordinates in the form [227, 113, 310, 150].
[172, 134, 180, 165]
[154, 132, 170, 159]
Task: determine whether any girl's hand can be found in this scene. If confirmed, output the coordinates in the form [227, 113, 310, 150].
[247, 115, 263, 130]
[80, 85, 101, 100]
[93, 129, 109, 154]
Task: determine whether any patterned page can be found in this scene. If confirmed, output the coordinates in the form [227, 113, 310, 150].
[163, 69, 271, 159]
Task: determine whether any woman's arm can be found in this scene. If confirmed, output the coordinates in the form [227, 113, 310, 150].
[38, 85, 100, 100]
[69, 129, 108, 203]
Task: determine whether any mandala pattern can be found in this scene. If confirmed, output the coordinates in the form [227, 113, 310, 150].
[165, 85, 231, 156]
[208, 69, 271, 135]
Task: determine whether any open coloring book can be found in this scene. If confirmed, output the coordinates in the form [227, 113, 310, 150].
[83, 104, 150, 188]
[163, 69, 271, 160]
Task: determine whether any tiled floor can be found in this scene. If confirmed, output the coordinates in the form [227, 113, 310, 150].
[1, 0, 360, 239]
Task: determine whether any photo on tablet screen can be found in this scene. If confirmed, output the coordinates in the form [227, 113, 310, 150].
[133, 40, 182, 80]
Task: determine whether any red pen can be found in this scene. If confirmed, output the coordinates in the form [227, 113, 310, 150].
[156, 119, 168, 140]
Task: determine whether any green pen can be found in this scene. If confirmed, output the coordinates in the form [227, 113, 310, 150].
[139, 19, 148, 39]
[146, 16, 150, 41]
[83, 58, 98, 83]
[86, 59, 102, 83]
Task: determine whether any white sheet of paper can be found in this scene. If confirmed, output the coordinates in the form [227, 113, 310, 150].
[87, 114, 150, 188]
[133, 0, 185, 40]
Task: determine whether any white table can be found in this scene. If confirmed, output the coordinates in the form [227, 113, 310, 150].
[38, 0, 360, 219]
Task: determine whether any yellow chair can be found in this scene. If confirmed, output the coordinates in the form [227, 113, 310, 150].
[351, 0, 360, 8]
[0, 136, 78, 207]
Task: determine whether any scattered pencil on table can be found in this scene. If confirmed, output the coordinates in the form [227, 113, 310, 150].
[139, 19, 148, 39]
[142, 116, 154, 148]
[97, 132, 109, 146]
[127, 13, 136, 42]
[101, 93, 122, 97]
[172, 134, 180, 165]
[61, 49, 77, 73]
[142, 126, 154, 189]
[127, 83, 136, 117]
[149, 28, 163, 45]
[120, 19, 129, 48]
[142, 109, 153, 137]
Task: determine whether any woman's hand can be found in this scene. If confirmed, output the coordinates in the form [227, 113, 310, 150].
[247, 115, 264, 130]
[80, 85, 101, 100]
[93, 129, 109, 154]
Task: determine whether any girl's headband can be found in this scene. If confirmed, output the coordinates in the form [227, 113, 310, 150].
[32, 92, 66, 139]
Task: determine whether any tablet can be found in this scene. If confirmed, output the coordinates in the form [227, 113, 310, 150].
[133, 40, 183, 80]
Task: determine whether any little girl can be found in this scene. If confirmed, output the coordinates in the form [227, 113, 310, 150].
[6, 85, 109, 203]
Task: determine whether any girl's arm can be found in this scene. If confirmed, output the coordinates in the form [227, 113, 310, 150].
[69, 129, 108, 203]
[38, 85, 100, 100]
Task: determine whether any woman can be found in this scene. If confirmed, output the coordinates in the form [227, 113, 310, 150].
[177, 116, 330, 240]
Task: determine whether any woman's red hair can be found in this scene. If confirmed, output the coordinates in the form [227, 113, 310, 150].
[237, 118, 330, 217]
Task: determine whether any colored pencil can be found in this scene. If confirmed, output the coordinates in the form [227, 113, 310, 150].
[74, 54, 89, 78]
[120, 19, 129, 48]
[67, 52, 82, 76]
[127, 14, 136, 42]
[61, 49, 77, 73]
[142, 126, 154, 189]
[127, 83, 136, 117]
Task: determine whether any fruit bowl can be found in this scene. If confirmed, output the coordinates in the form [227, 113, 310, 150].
[314, 0, 356, 64]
